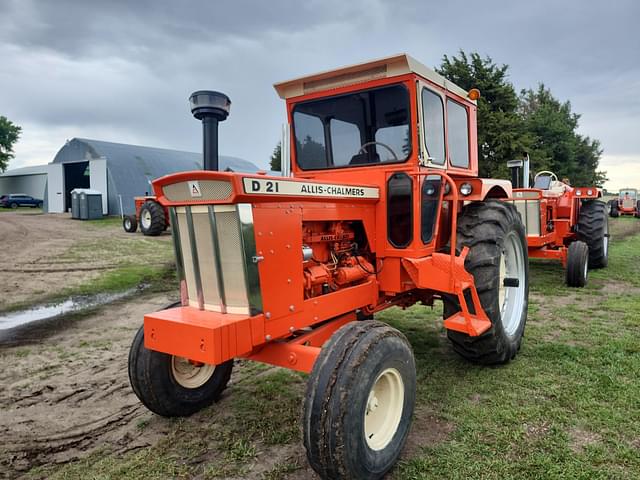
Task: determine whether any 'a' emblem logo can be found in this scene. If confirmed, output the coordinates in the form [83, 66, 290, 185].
[188, 181, 202, 197]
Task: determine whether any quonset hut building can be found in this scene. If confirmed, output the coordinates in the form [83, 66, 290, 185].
[40, 138, 259, 215]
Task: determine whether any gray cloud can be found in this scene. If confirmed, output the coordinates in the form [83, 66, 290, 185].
[1, 0, 638, 189]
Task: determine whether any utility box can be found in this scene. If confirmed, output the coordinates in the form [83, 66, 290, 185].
[71, 188, 103, 220]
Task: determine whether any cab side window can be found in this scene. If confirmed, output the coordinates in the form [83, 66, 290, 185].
[421, 88, 445, 165]
[446, 99, 470, 168]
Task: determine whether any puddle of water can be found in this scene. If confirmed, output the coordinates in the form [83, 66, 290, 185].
[0, 290, 135, 331]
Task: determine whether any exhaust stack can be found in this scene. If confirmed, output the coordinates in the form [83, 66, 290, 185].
[189, 91, 231, 171]
[507, 154, 530, 189]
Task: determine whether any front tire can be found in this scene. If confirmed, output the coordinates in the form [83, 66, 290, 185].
[444, 201, 529, 365]
[566, 241, 589, 287]
[303, 321, 416, 480]
[128, 326, 233, 417]
[578, 200, 608, 268]
[139, 200, 166, 236]
[10, 202, 17, 209]
[123, 214, 138, 233]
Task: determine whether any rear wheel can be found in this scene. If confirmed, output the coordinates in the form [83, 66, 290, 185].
[607, 199, 618, 217]
[128, 325, 233, 417]
[10, 202, 17, 209]
[444, 200, 529, 364]
[636, 201, 640, 218]
[303, 321, 416, 480]
[578, 200, 608, 268]
[565, 240, 589, 287]
[139, 200, 166, 236]
[123, 214, 138, 233]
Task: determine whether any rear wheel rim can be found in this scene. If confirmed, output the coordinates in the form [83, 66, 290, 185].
[364, 367, 405, 451]
[171, 356, 215, 389]
[603, 219, 609, 258]
[141, 210, 152, 229]
[499, 230, 526, 336]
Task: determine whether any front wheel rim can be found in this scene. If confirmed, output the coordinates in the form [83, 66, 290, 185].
[499, 230, 527, 337]
[171, 356, 215, 389]
[364, 367, 405, 451]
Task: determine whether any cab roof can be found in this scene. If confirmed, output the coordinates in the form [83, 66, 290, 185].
[273, 53, 473, 103]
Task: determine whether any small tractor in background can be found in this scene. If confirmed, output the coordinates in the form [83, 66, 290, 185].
[127, 54, 531, 479]
[122, 195, 169, 236]
[508, 157, 609, 288]
[608, 188, 639, 218]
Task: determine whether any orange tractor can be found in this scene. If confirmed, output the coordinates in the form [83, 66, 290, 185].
[128, 54, 530, 479]
[608, 188, 639, 218]
[122, 196, 169, 236]
[507, 157, 609, 287]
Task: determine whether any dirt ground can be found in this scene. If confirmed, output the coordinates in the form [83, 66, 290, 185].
[0, 293, 176, 477]
[0, 211, 171, 311]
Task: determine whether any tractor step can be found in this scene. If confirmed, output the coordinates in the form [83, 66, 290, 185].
[443, 313, 492, 336]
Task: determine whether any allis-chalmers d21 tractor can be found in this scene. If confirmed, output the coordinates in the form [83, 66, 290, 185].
[507, 158, 609, 288]
[608, 188, 640, 218]
[122, 195, 169, 236]
[128, 54, 531, 479]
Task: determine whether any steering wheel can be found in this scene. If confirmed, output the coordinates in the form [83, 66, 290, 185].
[534, 170, 558, 182]
[357, 141, 399, 162]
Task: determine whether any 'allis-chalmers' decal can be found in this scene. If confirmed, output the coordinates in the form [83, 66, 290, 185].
[242, 178, 379, 199]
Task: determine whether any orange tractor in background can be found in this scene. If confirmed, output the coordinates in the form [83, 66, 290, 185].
[507, 157, 609, 287]
[122, 195, 169, 236]
[608, 188, 639, 218]
[128, 54, 530, 479]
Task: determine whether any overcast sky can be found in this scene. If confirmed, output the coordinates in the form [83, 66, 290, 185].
[1, 0, 638, 190]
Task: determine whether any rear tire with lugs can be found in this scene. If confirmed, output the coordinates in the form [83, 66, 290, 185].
[128, 325, 233, 417]
[303, 320, 416, 480]
[444, 200, 529, 365]
[139, 200, 166, 236]
[578, 200, 609, 268]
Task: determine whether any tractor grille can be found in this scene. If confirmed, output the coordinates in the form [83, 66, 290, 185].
[622, 198, 634, 209]
[510, 194, 541, 236]
[170, 204, 262, 315]
[163, 180, 233, 202]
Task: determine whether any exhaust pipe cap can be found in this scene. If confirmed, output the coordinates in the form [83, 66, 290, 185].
[189, 90, 231, 121]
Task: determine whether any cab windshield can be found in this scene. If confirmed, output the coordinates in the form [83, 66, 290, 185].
[292, 84, 411, 170]
[621, 190, 637, 198]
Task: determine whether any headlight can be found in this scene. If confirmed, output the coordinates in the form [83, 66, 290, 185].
[575, 189, 582, 196]
[587, 189, 593, 195]
[460, 183, 473, 196]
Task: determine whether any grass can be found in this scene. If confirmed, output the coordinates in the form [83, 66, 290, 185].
[22, 217, 640, 479]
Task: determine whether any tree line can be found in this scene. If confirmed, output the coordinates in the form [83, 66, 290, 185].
[271, 50, 606, 187]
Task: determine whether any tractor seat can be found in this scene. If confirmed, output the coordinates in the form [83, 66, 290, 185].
[542, 181, 567, 197]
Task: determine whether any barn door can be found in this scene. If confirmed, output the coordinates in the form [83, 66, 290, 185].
[46, 163, 64, 213]
[89, 158, 108, 214]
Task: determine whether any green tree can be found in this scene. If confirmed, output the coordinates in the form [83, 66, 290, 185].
[0, 116, 22, 172]
[270, 141, 282, 171]
[519, 85, 606, 186]
[436, 51, 531, 179]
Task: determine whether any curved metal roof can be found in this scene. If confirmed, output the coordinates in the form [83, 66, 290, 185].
[51, 138, 259, 214]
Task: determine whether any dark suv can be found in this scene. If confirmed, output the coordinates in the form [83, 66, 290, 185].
[0, 194, 43, 209]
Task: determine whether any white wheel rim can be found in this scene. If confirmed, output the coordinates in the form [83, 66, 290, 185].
[124, 218, 131, 229]
[171, 356, 215, 389]
[364, 368, 404, 451]
[583, 258, 589, 281]
[499, 230, 527, 337]
[141, 210, 152, 229]
[603, 219, 609, 257]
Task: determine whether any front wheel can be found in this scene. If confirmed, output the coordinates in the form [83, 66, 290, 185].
[123, 214, 138, 233]
[303, 321, 416, 480]
[444, 200, 529, 364]
[128, 326, 233, 417]
[566, 241, 589, 288]
[10, 202, 17, 209]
